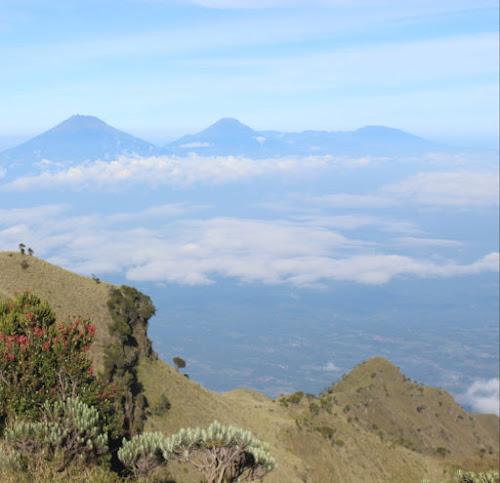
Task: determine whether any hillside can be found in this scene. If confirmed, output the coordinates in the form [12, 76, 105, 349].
[0, 251, 116, 372]
[0, 251, 498, 482]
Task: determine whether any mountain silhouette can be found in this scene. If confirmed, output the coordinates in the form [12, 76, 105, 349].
[168, 117, 265, 156]
[167, 119, 439, 158]
[0, 115, 163, 173]
[0, 116, 442, 176]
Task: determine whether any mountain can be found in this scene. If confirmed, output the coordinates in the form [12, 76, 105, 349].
[0, 116, 443, 176]
[167, 117, 267, 157]
[0, 115, 163, 174]
[0, 251, 498, 482]
[167, 119, 440, 158]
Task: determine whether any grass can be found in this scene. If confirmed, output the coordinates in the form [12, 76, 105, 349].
[0, 251, 116, 371]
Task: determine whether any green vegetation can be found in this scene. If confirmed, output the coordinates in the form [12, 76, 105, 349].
[118, 420, 277, 482]
[0, 293, 115, 425]
[172, 356, 186, 372]
[103, 286, 156, 435]
[0, 292, 277, 482]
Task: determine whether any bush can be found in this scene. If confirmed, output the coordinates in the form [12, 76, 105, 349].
[118, 421, 277, 482]
[0, 293, 116, 425]
[117, 431, 166, 476]
[309, 402, 320, 416]
[152, 393, 171, 416]
[164, 420, 277, 483]
[2, 397, 109, 472]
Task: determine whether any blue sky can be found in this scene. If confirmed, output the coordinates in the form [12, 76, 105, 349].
[1, 0, 498, 145]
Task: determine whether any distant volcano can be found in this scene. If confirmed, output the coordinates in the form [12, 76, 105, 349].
[0, 115, 442, 174]
[168, 117, 265, 157]
[167, 118, 439, 158]
[0, 115, 163, 171]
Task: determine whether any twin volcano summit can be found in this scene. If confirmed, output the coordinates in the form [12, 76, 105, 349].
[0, 114, 438, 171]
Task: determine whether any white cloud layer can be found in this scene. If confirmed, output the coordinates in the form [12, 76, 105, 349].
[460, 378, 500, 415]
[1, 154, 335, 191]
[0, 205, 497, 287]
[381, 171, 500, 207]
[2, 155, 498, 210]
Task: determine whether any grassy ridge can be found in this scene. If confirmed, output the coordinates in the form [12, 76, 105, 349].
[0, 251, 115, 372]
[0, 251, 498, 482]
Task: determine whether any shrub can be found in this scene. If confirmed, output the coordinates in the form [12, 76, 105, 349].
[309, 402, 320, 416]
[117, 431, 166, 476]
[287, 391, 304, 405]
[315, 425, 336, 442]
[0, 293, 115, 425]
[2, 397, 109, 472]
[152, 393, 171, 416]
[118, 421, 277, 482]
[164, 420, 277, 483]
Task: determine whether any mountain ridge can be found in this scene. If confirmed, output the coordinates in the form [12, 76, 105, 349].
[0, 115, 442, 176]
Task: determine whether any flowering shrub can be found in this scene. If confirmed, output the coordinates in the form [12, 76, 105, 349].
[0, 293, 116, 430]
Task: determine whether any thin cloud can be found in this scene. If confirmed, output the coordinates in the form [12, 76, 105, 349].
[393, 237, 462, 248]
[322, 361, 341, 372]
[187, 0, 497, 11]
[306, 194, 391, 207]
[381, 171, 499, 207]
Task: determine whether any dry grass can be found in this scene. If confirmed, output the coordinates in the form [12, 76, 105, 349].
[324, 357, 500, 460]
[0, 251, 116, 371]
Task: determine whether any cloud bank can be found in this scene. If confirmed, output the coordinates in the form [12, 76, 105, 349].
[2, 155, 498, 209]
[1, 205, 497, 287]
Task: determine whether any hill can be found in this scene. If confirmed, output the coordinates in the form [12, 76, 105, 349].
[0, 251, 498, 482]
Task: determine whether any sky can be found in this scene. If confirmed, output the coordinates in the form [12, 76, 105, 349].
[0, 0, 499, 146]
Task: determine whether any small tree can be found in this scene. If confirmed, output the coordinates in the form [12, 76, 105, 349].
[18, 243, 25, 255]
[172, 356, 186, 372]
